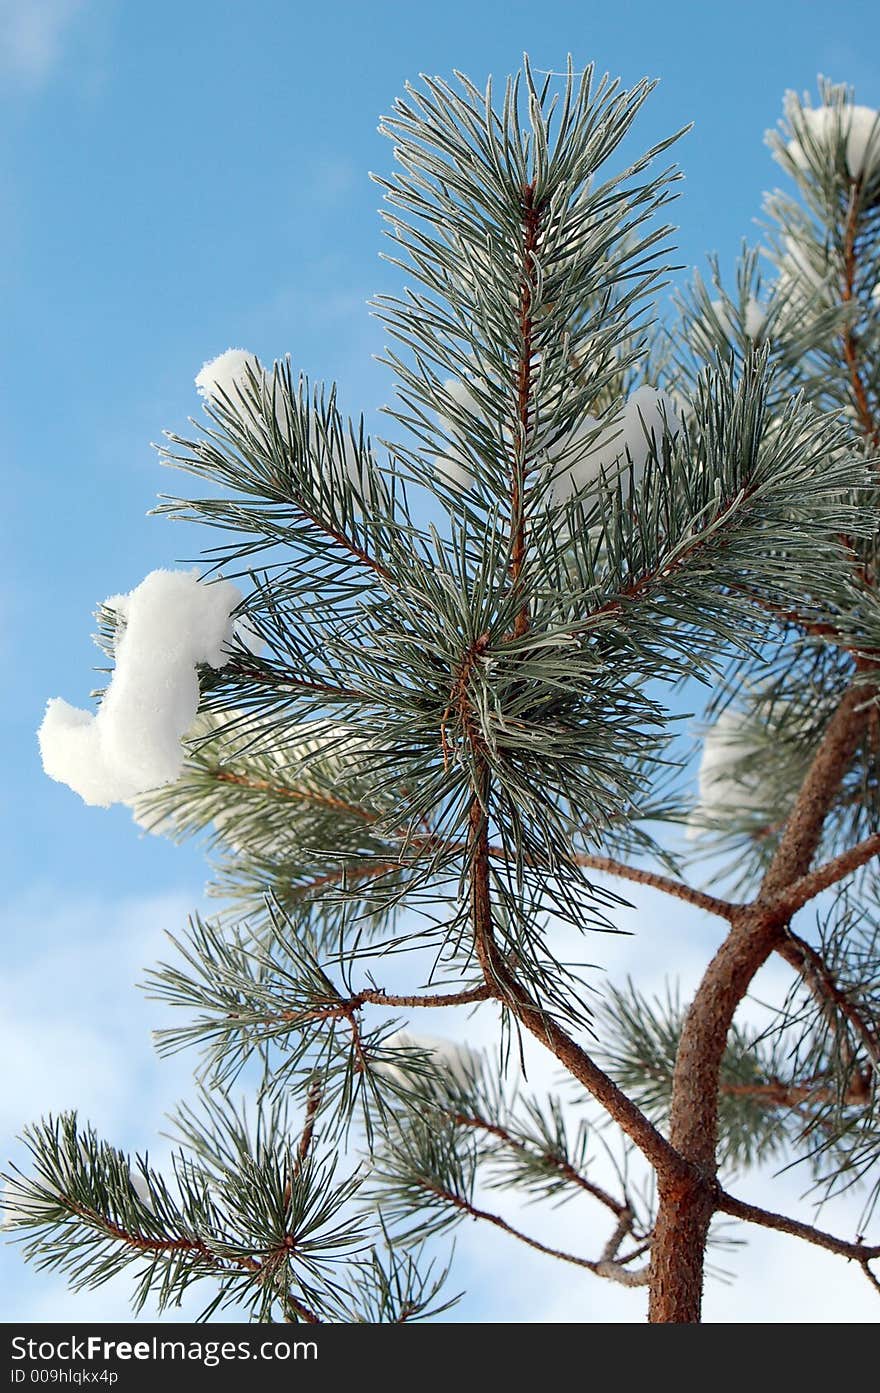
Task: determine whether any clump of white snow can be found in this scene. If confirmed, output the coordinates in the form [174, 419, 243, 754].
[0, 1178, 36, 1228]
[197, 348, 369, 494]
[744, 298, 768, 340]
[686, 708, 770, 840]
[380, 1030, 479, 1092]
[697, 709, 764, 816]
[787, 101, 880, 181]
[549, 385, 681, 505]
[128, 1169, 156, 1213]
[195, 348, 263, 405]
[38, 570, 245, 809]
[434, 377, 482, 492]
[711, 297, 767, 342]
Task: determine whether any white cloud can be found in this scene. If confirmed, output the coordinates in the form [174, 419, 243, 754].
[0, 885, 204, 1319]
[0, 0, 86, 87]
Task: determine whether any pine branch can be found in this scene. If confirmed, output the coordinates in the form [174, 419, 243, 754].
[841, 180, 880, 447]
[211, 768, 382, 822]
[769, 832, 880, 919]
[449, 1110, 627, 1217]
[420, 1179, 648, 1285]
[466, 766, 694, 1185]
[64, 1200, 322, 1323]
[717, 1189, 880, 1267]
[510, 179, 540, 639]
[568, 853, 738, 920]
[779, 929, 880, 1074]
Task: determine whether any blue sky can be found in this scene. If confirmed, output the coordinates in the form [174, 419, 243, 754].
[2, 0, 879, 1323]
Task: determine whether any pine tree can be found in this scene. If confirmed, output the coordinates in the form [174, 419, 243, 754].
[6, 61, 880, 1324]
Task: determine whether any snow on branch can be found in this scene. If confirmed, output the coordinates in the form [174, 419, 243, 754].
[38, 570, 250, 808]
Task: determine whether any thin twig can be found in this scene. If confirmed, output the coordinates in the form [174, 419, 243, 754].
[426, 1181, 645, 1283]
[430, 1182, 600, 1270]
[450, 1111, 627, 1217]
[296, 1078, 323, 1169]
[68, 1201, 321, 1323]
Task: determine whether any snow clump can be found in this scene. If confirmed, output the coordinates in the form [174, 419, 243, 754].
[38, 570, 245, 808]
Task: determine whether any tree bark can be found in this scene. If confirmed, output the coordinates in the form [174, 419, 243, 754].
[648, 683, 870, 1322]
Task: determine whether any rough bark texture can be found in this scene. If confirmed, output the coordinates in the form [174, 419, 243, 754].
[647, 683, 870, 1322]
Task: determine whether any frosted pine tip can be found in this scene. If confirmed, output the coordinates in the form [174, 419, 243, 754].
[710, 297, 767, 342]
[787, 103, 880, 182]
[195, 348, 262, 403]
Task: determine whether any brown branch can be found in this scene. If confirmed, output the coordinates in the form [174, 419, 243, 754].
[863, 1262, 880, 1295]
[759, 683, 872, 900]
[779, 930, 880, 1073]
[69, 1202, 321, 1323]
[511, 181, 540, 639]
[428, 1182, 646, 1284]
[594, 1259, 651, 1287]
[768, 832, 880, 920]
[717, 1189, 880, 1266]
[211, 768, 382, 822]
[841, 180, 880, 448]
[465, 775, 695, 1186]
[569, 853, 739, 921]
[296, 1078, 323, 1169]
[650, 683, 871, 1321]
[432, 1183, 601, 1270]
[601, 1205, 636, 1260]
[353, 983, 493, 1011]
[671, 687, 870, 1157]
[266, 983, 493, 1036]
[718, 1078, 870, 1107]
[449, 1111, 627, 1218]
[440, 632, 492, 769]
[282, 1295, 322, 1325]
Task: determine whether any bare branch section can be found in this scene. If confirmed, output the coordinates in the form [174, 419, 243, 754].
[717, 1189, 880, 1266]
[570, 853, 739, 920]
[426, 1182, 649, 1286]
[760, 684, 872, 901]
[780, 930, 880, 1073]
[649, 682, 873, 1322]
[296, 1079, 323, 1170]
[347, 984, 493, 1013]
[768, 832, 880, 919]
